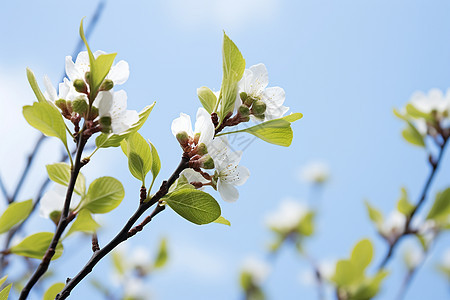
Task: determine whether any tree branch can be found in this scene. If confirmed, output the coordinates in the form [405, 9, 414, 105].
[377, 137, 448, 271]
[55, 155, 190, 299]
[19, 137, 87, 300]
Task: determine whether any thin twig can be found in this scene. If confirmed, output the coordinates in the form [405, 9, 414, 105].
[378, 138, 448, 271]
[19, 137, 87, 299]
[56, 155, 190, 299]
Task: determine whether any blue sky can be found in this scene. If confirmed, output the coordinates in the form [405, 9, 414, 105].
[1, 1, 450, 299]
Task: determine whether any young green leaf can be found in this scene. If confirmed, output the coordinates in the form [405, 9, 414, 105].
[121, 132, 152, 185]
[350, 239, 373, 273]
[219, 33, 245, 121]
[96, 103, 155, 148]
[350, 271, 389, 300]
[364, 201, 383, 225]
[197, 86, 217, 114]
[43, 282, 65, 300]
[168, 175, 195, 194]
[82, 177, 125, 214]
[154, 238, 168, 268]
[405, 104, 432, 120]
[0, 200, 33, 234]
[66, 209, 100, 237]
[164, 189, 221, 225]
[0, 276, 7, 288]
[149, 141, 161, 182]
[402, 121, 425, 147]
[23, 101, 67, 148]
[332, 260, 357, 287]
[112, 250, 126, 275]
[90, 53, 117, 97]
[426, 188, 450, 223]
[46, 163, 86, 196]
[397, 187, 414, 216]
[281, 113, 303, 123]
[214, 216, 231, 226]
[0, 283, 11, 300]
[10, 232, 63, 260]
[26, 68, 46, 103]
[298, 212, 315, 236]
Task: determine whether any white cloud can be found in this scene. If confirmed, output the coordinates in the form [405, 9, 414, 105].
[162, 0, 280, 31]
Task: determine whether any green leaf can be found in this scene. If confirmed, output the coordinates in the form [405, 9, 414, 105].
[96, 103, 155, 148]
[426, 188, 450, 223]
[0, 276, 6, 289]
[0, 283, 11, 300]
[82, 177, 124, 214]
[281, 113, 304, 123]
[397, 187, 414, 216]
[219, 33, 245, 121]
[332, 260, 357, 287]
[393, 108, 408, 121]
[149, 141, 161, 182]
[0, 200, 33, 234]
[168, 175, 195, 194]
[197, 86, 217, 114]
[220, 119, 293, 146]
[111, 250, 126, 275]
[405, 104, 432, 120]
[165, 189, 221, 225]
[46, 163, 86, 196]
[10, 232, 63, 260]
[90, 53, 117, 97]
[297, 212, 315, 236]
[23, 101, 67, 148]
[154, 238, 168, 268]
[26, 68, 46, 103]
[66, 209, 100, 237]
[43, 282, 65, 300]
[365, 201, 383, 225]
[350, 271, 389, 300]
[214, 216, 231, 226]
[350, 239, 373, 273]
[79, 19, 117, 98]
[121, 133, 152, 184]
[402, 121, 425, 147]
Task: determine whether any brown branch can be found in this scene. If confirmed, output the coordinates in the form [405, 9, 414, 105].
[55, 155, 190, 299]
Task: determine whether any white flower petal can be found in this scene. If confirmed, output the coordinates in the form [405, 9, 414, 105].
[43, 75, 58, 102]
[65, 56, 79, 82]
[195, 108, 214, 145]
[233, 165, 250, 186]
[248, 63, 269, 94]
[217, 180, 239, 202]
[97, 91, 113, 117]
[171, 113, 193, 137]
[181, 169, 209, 184]
[108, 60, 130, 85]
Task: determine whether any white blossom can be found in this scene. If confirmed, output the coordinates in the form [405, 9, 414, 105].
[265, 199, 309, 232]
[65, 50, 129, 87]
[43, 76, 81, 104]
[299, 161, 330, 184]
[180, 168, 210, 185]
[208, 138, 250, 202]
[379, 211, 406, 239]
[171, 107, 214, 147]
[39, 184, 80, 219]
[403, 242, 424, 270]
[123, 278, 151, 300]
[96, 90, 139, 134]
[237, 63, 289, 121]
[241, 257, 270, 285]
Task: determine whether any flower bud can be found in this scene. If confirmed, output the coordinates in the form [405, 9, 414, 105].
[72, 98, 88, 115]
[241, 116, 250, 122]
[244, 96, 255, 107]
[254, 113, 265, 121]
[84, 71, 91, 84]
[89, 106, 99, 120]
[99, 79, 114, 91]
[55, 99, 67, 111]
[200, 155, 215, 169]
[197, 143, 208, 156]
[238, 105, 250, 117]
[73, 79, 88, 94]
[49, 210, 61, 226]
[240, 92, 248, 103]
[252, 100, 266, 115]
[194, 132, 201, 144]
[100, 116, 112, 133]
[176, 131, 189, 147]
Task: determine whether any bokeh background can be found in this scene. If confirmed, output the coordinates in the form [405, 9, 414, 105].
[1, 0, 450, 299]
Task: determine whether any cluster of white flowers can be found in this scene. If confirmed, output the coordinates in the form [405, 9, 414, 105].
[44, 51, 138, 134]
[406, 88, 450, 136]
[39, 184, 81, 220]
[236, 63, 289, 121]
[265, 199, 309, 233]
[171, 62, 289, 203]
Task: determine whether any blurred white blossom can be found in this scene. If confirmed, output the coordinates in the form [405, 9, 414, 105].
[265, 199, 309, 232]
[241, 257, 270, 285]
[299, 161, 330, 184]
[39, 184, 80, 219]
